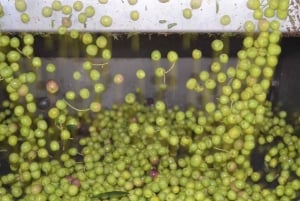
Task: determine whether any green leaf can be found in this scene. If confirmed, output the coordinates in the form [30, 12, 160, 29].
[216, 1, 219, 14]
[127, 32, 138, 39]
[159, 20, 167, 24]
[167, 23, 177, 29]
[289, 14, 295, 27]
[91, 191, 128, 200]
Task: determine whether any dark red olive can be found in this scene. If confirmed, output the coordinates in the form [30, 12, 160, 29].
[149, 169, 159, 179]
[146, 97, 155, 106]
[36, 97, 50, 110]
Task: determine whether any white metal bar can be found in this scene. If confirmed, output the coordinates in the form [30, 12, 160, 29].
[0, 0, 299, 33]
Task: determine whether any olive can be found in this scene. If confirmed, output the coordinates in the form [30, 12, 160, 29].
[146, 97, 155, 106]
[36, 97, 50, 110]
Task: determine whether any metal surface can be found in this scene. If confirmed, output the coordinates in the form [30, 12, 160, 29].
[268, 37, 300, 121]
[18, 57, 236, 110]
[0, 0, 299, 33]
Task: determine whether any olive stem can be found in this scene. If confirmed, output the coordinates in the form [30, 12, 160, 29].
[55, 121, 64, 130]
[16, 48, 31, 59]
[213, 147, 229, 153]
[163, 62, 176, 84]
[63, 99, 90, 112]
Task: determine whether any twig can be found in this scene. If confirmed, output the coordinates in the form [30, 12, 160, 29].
[92, 62, 109, 68]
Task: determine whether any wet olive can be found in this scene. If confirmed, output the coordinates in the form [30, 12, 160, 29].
[36, 97, 50, 110]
